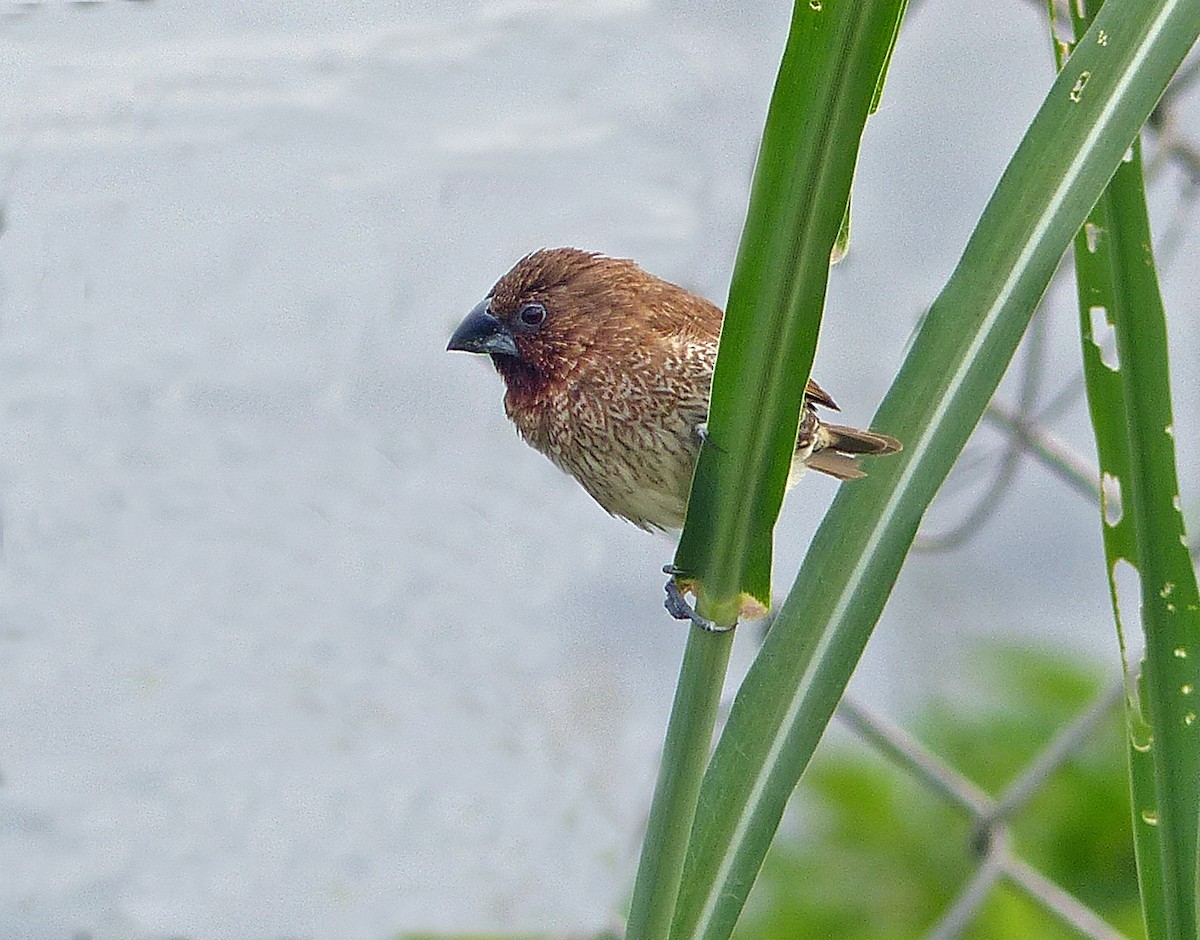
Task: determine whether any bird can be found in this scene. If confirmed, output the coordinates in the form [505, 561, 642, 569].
[447, 248, 900, 533]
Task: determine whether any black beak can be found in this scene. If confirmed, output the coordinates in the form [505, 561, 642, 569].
[447, 300, 519, 357]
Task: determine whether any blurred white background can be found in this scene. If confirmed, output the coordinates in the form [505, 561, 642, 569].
[0, 1, 1197, 937]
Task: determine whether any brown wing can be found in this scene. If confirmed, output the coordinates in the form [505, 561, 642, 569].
[805, 450, 867, 480]
[664, 286, 724, 343]
[805, 379, 839, 411]
[653, 277, 841, 415]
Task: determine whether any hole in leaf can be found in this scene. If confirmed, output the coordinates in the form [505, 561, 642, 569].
[1090, 306, 1119, 370]
[1084, 222, 1101, 253]
[1102, 473, 1123, 526]
[1113, 558, 1142, 640]
[1069, 71, 1091, 103]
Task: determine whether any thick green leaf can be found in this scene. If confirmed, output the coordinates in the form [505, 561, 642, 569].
[1074, 132, 1200, 940]
[1052, 2, 1174, 929]
[1102, 149, 1200, 940]
[672, 0, 907, 626]
[1072, 130, 1173, 940]
[1062, 10, 1200, 938]
[1071, 132, 1172, 940]
[624, 628, 733, 940]
[670, 3, 1200, 937]
[626, 4, 905, 937]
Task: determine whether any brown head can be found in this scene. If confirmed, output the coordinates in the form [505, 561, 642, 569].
[447, 248, 720, 398]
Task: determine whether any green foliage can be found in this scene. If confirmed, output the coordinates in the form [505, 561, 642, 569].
[398, 935, 619, 940]
[673, 2, 1200, 935]
[625, 628, 734, 939]
[736, 650, 1143, 940]
[629, 0, 1200, 935]
[1060, 2, 1200, 933]
[673, 0, 907, 625]
[628, 3, 907, 937]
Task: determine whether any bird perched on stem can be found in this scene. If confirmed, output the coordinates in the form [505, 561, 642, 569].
[448, 248, 900, 533]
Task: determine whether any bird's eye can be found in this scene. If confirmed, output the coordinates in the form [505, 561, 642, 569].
[516, 302, 547, 330]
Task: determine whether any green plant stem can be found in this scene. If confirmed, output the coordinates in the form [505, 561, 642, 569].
[670, 2, 1200, 936]
[631, 1, 904, 931]
[672, 0, 907, 621]
[1072, 170, 1171, 940]
[1128, 711, 1168, 940]
[625, 624, 733, 940]
[1105, 147, 1200, 938]
[1050, 6, 1170, 932]
[1060, 4, 1200, 936]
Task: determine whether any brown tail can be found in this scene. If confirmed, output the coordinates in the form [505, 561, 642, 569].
[806, 424, 902, 481]
[822, 424, 902, 455]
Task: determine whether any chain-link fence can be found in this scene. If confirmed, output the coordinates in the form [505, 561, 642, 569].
[836, 687, 1125, 939]
[670, 45, 1200, 936]
[816, 48, 1200, 933]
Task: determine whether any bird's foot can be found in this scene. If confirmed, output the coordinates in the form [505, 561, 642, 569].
[662, 566, 736, 633]
[693, 422, 726, 453]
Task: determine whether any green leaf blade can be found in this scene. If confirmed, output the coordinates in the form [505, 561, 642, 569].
[672, 2, 1200, 937]
[1072, 144, 1168, 940]
[672, 0, 907, 622]
[627, 3, 907, 935]
[1096, 144, 1200, 939]
[1064, 3, 1200, 928]
[624, 628, 734, 940]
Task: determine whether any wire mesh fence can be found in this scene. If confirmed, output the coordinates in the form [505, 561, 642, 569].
[693, 47, 1200, 936]
[837, 688, 1126, 939]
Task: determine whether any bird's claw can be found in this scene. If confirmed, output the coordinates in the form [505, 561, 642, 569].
[663, 570, 735, 633]
[693, 422, 726, 454]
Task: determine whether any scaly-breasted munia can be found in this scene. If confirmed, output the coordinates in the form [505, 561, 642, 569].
[448, 248, 900, 532]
